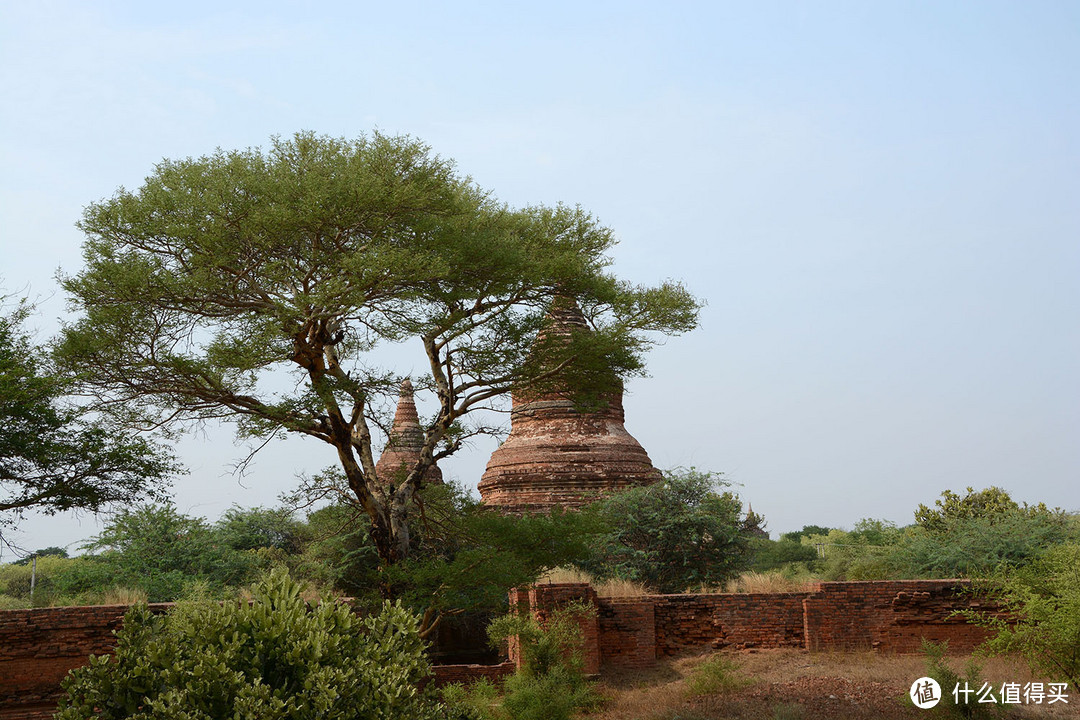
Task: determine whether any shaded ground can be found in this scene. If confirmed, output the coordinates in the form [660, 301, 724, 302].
[592, 649, 1079, 720]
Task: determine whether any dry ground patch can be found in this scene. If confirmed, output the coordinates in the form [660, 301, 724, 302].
[591, 649, 1079, 720]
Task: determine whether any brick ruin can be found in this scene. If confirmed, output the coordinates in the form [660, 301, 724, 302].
[0, 580, 997, 718]
[375, 378, 443, 486]
[478, 298, 661, 512]
[514, 581, 995, 674]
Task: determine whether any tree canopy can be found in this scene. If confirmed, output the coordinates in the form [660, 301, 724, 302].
[1, 299, 173, 547]
[914, 486, 1056, 535]
[56, 131, 700, 569]
[577, 467, 753, 593]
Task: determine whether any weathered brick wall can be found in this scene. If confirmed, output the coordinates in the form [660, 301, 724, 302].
[0, 580, 999, 713]
[651, 591, 811, 657]
[597, 599, 655, 668]
[803, 580, 992, 653]
[510, 583, 601, 675]
[528, 580, 995, 670]
[0, 603, 172, 713]
[430, 661, 515, 687]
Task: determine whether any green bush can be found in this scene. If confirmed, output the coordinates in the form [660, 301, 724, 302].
[467, 602, 599, 720]
[0, 555, 115, 606]
[892, 511, 1070, 579]
[969, 542, 1080, 693]
[748, 537, 818, 574]
[580, 467, 753, 593]
[56, 568, 439, 720]
[919, 640, 997, 718]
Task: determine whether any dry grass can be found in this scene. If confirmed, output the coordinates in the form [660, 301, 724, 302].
[537, 566, 594, 584]
[716, 571, 819, 594]
[594, 577, 651, 598]
[99, 586, 148, 605]
[536, 567, 652, 598]
[590, 649, 1077, 720]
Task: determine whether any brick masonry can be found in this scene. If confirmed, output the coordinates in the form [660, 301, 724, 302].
[0, 603, 172, 716]
[513, 580, 994, 672]
[0, 580, 997, 717]
[478, 299, 661, 513]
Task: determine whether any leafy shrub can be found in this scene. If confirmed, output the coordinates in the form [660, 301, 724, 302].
[579, 467, 753, 593]
[803, 523, 902, 581]
[748, 537, 818, 574]
[81, 503, 260, 601]
[919, 640, 996, 718]
[915, 486, 1051, 535]
[56, 568, 439, 720]
[479, 602, 599, 720]
[0, 555, 114, 606]
[968, 542, 1080, 693]
[892, 511, 1070, 579]
[439, 678, 501, 720]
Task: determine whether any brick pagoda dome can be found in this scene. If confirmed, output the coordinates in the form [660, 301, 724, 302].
[375, 379, 443, 485]
[478, 298, 661, 512]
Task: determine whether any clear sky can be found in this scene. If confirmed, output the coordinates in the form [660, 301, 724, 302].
[1, 1, 1077, 556]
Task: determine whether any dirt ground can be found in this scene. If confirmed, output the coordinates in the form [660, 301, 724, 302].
[591, 649, 1080, 720]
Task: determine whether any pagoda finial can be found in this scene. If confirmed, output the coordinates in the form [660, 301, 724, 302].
[375, 377, 442, 484]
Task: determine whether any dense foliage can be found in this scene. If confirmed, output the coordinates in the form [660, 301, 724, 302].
[0, 504, 309, 606]
[0, 300, 173, 545]
[914, 486, 1053, 535]
[785, 489, 1074, 582]
[443, 604, 598, 720]
[577, 467, 754, 593]
[293, 479, 605, 630]
[968, 542, 1080, 693]
[56, 131, 699, 568]
[0, 486, 603, 622]
[56, 569, 439, 720]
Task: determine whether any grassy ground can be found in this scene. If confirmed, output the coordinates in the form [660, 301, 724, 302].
[589, 649, 1079, 720]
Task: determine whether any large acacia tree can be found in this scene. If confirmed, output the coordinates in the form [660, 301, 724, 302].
[57, 132, 699, 568]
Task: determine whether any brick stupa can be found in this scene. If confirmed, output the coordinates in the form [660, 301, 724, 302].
[375, 379, 443, 485]
[478, 298, 661, 512]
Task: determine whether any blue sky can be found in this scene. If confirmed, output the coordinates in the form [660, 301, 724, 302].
[1, 1, 1077, 554]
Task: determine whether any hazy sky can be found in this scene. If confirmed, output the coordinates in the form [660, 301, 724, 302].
[1, 1, 1077, 556]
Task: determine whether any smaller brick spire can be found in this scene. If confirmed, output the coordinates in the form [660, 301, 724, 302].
[375, 379, 443, 485]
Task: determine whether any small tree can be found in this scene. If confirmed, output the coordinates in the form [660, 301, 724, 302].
[56, 569, 439, 720]
[1, 300, 173, 546]
[579, 467, 753, 592]
[56, 131, 699, 573]
[968, 542, 1080, 693]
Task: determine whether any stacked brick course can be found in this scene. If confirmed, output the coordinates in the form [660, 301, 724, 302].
[651, 592, 812, 656]
[597, 599, 656, 668]
[522, 580, 994, 671]
[803, 580, 992, 653]
[0, 603, 171, 714]
[430, 661, 515, 687]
